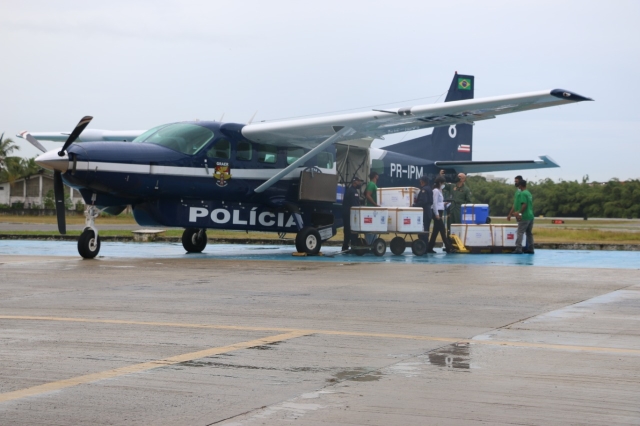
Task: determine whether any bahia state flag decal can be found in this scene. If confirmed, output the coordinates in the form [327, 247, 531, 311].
[457, 78, 471, 90]
[457, 144, 471, 153]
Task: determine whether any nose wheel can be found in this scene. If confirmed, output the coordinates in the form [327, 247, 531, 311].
[78, 205, 101, 259]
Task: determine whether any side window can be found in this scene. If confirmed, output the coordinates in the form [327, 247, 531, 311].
[207, 139, 230, 159]
[287, 147, 305, 165]
[317, 152, 334, 169]
[257, 144, 277, 164]
[236, 141, 252, 161]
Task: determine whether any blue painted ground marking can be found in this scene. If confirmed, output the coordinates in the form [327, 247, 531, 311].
[1, 240, 639, 270]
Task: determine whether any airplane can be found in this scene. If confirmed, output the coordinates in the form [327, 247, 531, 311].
[18, 73, 592, 259]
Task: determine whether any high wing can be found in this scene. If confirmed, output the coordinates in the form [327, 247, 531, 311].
[17, 129, 144, 142]
[242, 89, 592, 149]
[435, 156, 559, 174]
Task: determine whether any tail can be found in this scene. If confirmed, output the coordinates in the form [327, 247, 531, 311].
[385, 72, 474, 161]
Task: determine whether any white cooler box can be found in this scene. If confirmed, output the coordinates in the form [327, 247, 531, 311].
[351, 207, 389, 233]
[387, 207, 424, 233]
[451, 224, 494, 247]
[378, 187, 420, 207]
[493, 224, 526, 247]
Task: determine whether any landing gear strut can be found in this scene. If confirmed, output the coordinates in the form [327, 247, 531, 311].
[182, 228, 207, 253]
[78, 205, 101, 259]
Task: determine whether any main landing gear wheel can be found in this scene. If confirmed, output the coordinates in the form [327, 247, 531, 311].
[182, 228, 207, 253]
[78, 229, 101, 259]
[390, 237, 406, 255]
[371, 238, 387, 257]
[295, 226, 321, 255]
[411, 239, 427, 256]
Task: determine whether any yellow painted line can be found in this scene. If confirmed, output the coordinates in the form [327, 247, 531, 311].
[1, 315, 639, 355]
[0, 331, 306, 404]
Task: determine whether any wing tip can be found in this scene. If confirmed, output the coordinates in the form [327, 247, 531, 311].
[550, 89, 593, 102]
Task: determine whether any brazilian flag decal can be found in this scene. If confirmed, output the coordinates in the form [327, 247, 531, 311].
[458, 78, 472, 90]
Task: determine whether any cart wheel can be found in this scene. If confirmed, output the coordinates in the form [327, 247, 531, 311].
[353, 237, 368, 256]
[371, 238, 387, 257]
[411, 239, 427, 256]
[390, 237, 406, 255]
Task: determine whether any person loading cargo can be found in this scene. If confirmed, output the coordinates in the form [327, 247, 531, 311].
[364, 171, 380, 245]
[441, 171, 472, 226]
[507, 179, 535, 254]
[427, 177, 454, 253]
[341, 176, 363, 251]
[412, 176, 433, 243]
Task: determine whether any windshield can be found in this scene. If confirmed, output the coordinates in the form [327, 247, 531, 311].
[132, 123, 214, 155]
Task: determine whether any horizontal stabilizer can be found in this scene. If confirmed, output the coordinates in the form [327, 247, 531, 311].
[435, 155, 559, 174]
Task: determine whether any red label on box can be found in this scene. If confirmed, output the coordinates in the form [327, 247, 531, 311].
[403, 218, 411, 224]
[507, 234, 514, 240]
[364, 217, 372, 224]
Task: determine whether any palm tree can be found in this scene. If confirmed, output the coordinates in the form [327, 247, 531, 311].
[0, 132, 20, 173]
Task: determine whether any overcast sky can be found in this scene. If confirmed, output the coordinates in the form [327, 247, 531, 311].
[1, 0, 638, 182]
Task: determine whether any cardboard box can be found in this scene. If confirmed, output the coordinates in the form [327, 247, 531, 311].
[387, 207, 423, 233]
[378, 187, 420, 207]
[351, 207, 388, 232]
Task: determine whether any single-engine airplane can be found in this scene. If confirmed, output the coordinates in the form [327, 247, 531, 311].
[19, 73, 591, 258]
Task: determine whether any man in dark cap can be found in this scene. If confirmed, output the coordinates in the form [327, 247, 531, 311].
[341, 176, 363, 251]
[412, 176, 433, 243]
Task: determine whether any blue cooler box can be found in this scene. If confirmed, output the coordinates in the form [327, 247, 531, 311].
[461, 204, 489, 224]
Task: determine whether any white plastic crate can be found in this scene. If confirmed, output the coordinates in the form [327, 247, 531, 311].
[387, 207, 423, 233]
[450, 224, 468, 242]
[378, 187, 420, 207]
[500, 224, 526, 247]
[350, 207, 389, 232]
[463, 224, 494, 247]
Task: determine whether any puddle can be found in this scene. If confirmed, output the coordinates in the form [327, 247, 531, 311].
[329, 368, 381, 383]
[427, 343, 470, 370]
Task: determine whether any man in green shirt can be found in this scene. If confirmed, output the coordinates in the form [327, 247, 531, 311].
[364, 171, 379, 207]
[507, 179, 535, 254]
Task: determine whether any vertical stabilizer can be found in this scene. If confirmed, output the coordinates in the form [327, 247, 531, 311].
[385, 73, 474, 161]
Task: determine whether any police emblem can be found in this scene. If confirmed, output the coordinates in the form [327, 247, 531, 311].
[213, 162, 232, 187]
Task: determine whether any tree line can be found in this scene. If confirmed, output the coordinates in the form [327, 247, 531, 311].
[467, 175, 640, 218]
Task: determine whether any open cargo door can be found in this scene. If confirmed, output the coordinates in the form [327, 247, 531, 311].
[336, 143, 370, 185]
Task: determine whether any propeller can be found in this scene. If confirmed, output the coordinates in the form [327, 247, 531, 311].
[19, 131, 47, 153]
[58, 116, 93, 157]
[53, 170, 66, 234]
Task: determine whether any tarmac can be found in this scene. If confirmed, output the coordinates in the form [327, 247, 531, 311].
[0, 243, 639, 425]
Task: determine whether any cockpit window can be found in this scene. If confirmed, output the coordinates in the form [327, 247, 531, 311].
[132, 123, 214, 155]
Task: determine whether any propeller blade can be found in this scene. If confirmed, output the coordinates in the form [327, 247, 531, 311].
[19, 131, 47, 153]
[58, 116, 93, 157]
[53, 171, 66, 234]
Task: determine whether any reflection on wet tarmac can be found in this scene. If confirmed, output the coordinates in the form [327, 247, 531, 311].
[1, 240, 639, 269]
[428, 343, 470, 370]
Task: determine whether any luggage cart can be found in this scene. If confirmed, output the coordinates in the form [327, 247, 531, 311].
[350, 231, 429, 256]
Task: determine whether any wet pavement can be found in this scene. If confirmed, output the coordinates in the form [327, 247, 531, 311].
[1, 248, 639, 424]
[1, 239, 639, 269]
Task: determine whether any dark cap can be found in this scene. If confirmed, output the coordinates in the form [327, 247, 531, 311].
[351, 176, 363, 183]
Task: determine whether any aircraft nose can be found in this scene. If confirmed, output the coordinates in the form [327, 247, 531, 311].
[35, 150, 69, 173]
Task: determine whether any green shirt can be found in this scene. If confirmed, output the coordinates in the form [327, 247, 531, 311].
[514, 189, 534, 221]
[365, 181, 378, 206]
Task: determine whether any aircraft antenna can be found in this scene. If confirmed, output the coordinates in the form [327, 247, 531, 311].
[247, 111, 258, 124]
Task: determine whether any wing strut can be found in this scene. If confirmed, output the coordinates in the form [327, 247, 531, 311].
[254, 127, 355, 194]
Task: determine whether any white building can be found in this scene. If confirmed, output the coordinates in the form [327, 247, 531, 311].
[0, 172, 84, 208]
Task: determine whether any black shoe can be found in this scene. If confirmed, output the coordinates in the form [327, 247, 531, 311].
[524, 250, 535, 254]
[512, 249, 523, 254]
[427, 249, 437, 254]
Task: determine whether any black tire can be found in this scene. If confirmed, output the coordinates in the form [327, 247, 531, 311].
[371, 238, 387, 257]
[390, 237, 406, 255]
[78, 229, 101, 259]
[485, 216, 492, 224]
[182, 228, 207, 253]
[353, 237, 368, 256]
[295, 227, 321, 255]
[411, 239, 427, 256]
